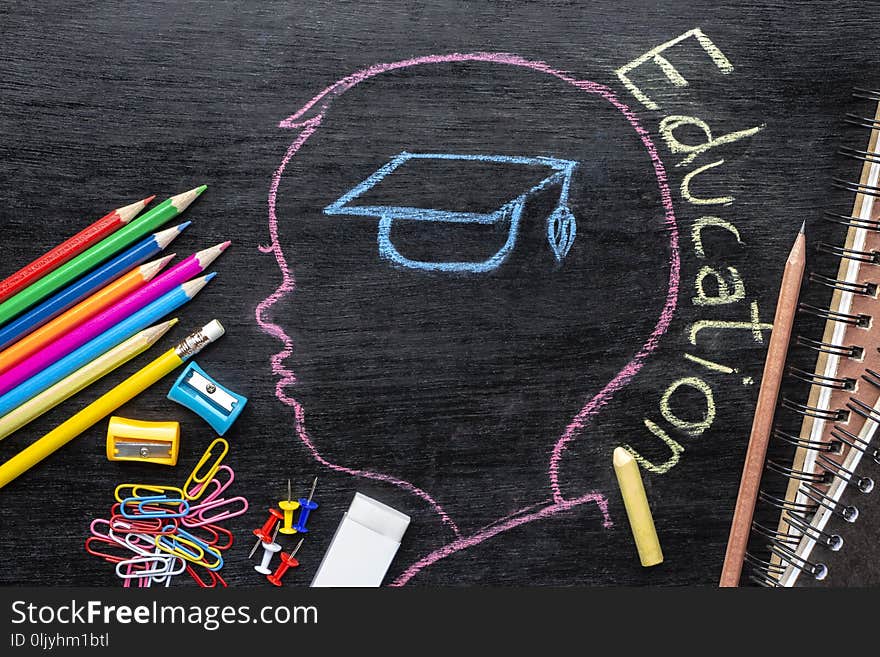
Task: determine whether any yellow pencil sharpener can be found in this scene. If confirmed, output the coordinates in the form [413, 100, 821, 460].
[106, 416, 180, 466]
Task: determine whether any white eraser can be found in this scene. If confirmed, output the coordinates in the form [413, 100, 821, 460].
[311, 493, 411, 588]
[202, 319, 225, 342]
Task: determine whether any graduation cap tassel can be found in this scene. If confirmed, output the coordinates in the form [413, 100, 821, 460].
[546, 203, 577, 261]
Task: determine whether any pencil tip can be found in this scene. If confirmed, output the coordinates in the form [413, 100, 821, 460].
[205, 271, 217, 282]
[169, 185, 207, 212]
[154, 225, 187, 249]
[799, 221, 805, 234]
[195, 242, 231, 268]
[145, 317, 179, 343]
[143, 195, 157, 205]
[116, 197, 153, 224]
[141, 254, 176, 280]
[218, 240, 231, 252]
[178, 221, 192, 232]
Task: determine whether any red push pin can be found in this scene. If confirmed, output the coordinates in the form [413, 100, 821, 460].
[248, 508, 284, 559]
[267, 538, 304, 587]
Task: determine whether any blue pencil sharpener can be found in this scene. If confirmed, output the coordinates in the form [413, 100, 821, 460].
[167, 361, 247, 435]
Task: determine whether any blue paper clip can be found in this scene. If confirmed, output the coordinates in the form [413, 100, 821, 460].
[166, 362, 247, 435]
[120, 496, 190, 519]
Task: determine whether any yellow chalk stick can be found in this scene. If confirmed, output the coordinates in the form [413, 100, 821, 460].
[613, 447, 663, 567]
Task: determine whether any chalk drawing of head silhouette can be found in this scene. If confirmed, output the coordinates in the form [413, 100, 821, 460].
[258, 53, 680, 584]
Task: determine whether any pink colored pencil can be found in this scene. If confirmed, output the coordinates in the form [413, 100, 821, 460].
[0, 242, 229, 396]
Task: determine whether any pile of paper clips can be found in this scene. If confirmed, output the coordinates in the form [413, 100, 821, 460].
[85, 437, 248, 587]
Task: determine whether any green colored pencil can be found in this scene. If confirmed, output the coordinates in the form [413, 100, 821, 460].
[0, 186, 206, 327]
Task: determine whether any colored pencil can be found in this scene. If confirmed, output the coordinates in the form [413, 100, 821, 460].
[0, 223, 189, 352]
[0, 242, 228, 394]
[719, 224, 805, 587]
[0, 320, 224, 489]
[0, 197, 154, 304]
[0, 320, 177, 441]
[0, 185, 206, 327]
[0, 255, 174, 376]
[0, 274, 215, 418]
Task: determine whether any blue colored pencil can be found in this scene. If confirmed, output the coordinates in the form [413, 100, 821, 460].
[0, 223, 190, 351]
[0, 274, 215, 418]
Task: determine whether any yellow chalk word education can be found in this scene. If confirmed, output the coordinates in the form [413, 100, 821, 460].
[613, 447, 663, 567]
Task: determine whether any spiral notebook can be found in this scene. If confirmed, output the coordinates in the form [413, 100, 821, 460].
[745, 89, 880, 587]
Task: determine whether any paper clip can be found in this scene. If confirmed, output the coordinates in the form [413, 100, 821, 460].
[188, 465, 235, 504]
[155, 526, 223, 570]
[121, 495, 189, 519]
[116, 555, 185, 579]
[167, 362, 248, 435]
[182, 496, 249, 528]
[114, 483, 185, 503]
[186, 564, 228, 588]
[183, 438, 229, 501]
[188, 523, 234, 551]
[85, 536, 129, 564]
[110, 514, 171, 535]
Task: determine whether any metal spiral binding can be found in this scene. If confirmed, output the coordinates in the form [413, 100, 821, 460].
[822, 209, 880, 231]
[839, 145, 880, 166]
[783, 511, 843, 551]
[795, 335, 863, 358]
[779, 397, 848, 421]
[813, 242, 880, 264]
[797, 302, 871, 326]
[745, 88, 880, 586]
[808, 272, 877, 296]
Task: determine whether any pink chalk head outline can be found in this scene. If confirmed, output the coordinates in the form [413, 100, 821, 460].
[256, 52, 680, 585]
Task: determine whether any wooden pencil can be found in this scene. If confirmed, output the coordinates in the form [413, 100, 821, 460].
[0, 319, 177, 441]
[0, 197, 154, 303]
[719, 224, 806, 587]
[0, 186, 206, 327]
[0, 255, 175, 376]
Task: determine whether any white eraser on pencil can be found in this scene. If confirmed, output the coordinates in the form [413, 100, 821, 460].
[310, 492, 410, 587]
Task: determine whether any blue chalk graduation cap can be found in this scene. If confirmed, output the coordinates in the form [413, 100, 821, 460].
[324, 152, 578, 273]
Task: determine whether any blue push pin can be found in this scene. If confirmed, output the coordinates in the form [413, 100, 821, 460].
[293, 476, 319, 533]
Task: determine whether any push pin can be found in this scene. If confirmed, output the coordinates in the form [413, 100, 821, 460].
[167, 361, 247, 435]
[254, 525, 281, 576]
[267, 538, 304, 586]
[293, 476, 319, 533]
[248, 508, 284, 559]
[278, 479, 300, 535]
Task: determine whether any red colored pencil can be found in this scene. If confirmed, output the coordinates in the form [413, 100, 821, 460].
[0, 196, 155, 304]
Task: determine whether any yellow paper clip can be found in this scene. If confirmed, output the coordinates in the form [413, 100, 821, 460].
[183, 437, 229, 501]
[114, 483, 185, 504]
[106, 416, 180, 466]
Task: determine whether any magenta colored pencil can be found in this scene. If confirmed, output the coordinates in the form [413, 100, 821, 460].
[0, 242, 230, 396]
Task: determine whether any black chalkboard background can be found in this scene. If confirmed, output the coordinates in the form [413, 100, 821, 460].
[1, 0, 878, 587]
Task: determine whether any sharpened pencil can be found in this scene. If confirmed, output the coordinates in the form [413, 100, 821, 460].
[0, 320, 224, 489]
[720, 224, 806, 587]
[0, 242, 229, 395]
[0, 274, 216, 418]
[0, 319, 177, 441]
[0, 196, 154, 304]
[0, 186, 206, 327]
[0, 255, 175, 376]
[0, 223, 189, 352]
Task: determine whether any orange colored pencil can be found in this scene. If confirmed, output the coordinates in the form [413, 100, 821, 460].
[0, 197, 154, 304]
[0, 255, 174, 376]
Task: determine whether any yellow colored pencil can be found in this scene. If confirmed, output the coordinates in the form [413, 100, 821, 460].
[0, 319, 178, 441]
[0, 320, 225, 489]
